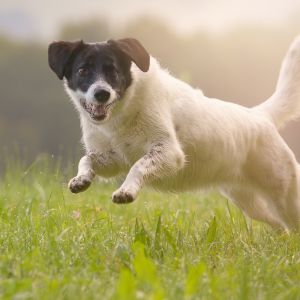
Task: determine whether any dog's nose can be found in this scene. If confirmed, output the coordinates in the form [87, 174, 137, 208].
[94, 89, 110, 103]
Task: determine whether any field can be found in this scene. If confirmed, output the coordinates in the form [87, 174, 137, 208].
[0, 157, 300, 300]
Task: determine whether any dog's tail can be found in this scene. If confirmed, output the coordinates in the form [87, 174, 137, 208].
[255, 35, 300, 129]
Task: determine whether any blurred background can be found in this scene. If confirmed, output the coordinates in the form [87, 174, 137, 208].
[0, 0, 300, 171]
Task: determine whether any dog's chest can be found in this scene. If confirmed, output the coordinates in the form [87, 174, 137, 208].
[113, 125, 150, 163]
[97, 117, 150, 164]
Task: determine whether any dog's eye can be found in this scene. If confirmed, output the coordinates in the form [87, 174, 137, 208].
[77, 67, 89, 77]
[103, 64, 116, 73]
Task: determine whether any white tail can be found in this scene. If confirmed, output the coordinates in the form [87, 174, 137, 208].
[256, 35, 300, 129]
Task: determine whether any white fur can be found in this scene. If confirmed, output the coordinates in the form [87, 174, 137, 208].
[67, 36, 300, 232]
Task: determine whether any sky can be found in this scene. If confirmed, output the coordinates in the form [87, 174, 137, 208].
[0, 0, 300, 41]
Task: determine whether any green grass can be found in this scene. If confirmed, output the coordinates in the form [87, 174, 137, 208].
[0, 156, 300, 300]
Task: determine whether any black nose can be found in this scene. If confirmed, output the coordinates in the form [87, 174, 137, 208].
[94, 89, 110, 103]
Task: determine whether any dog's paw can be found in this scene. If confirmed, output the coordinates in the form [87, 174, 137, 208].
[112, 187, 137, 204]
[68, 175, 91, 193]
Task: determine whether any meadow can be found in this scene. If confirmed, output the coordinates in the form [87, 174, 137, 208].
[0, 156, 300, 300]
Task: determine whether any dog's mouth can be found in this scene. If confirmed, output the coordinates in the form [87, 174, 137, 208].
[80, 99, 115, 121]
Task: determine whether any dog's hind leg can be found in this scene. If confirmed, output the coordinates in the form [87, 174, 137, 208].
[222, 187, 286, 231]
[263, 163, 300, 232]
[244, 133, 300, 232]
[260, 182, 300, 232]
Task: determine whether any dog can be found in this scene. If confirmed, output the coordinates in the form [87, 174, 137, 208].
[48, 36, 300, 232]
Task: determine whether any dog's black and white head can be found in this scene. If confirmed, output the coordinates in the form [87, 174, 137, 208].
[48, 38, 150, 123]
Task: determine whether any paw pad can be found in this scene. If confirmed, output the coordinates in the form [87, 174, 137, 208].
[68, 176, 91, 193]
[112, 190, 135, 204]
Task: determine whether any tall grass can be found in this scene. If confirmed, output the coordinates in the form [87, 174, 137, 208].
[0, 156, 299, 299]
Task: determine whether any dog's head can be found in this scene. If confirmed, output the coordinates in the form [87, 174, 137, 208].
[48, 38, 150, 123]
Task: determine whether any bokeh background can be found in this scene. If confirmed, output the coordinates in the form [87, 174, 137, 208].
[1, 0, 300, 171]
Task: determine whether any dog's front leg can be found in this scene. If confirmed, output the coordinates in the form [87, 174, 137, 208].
[68, 150, 121, 193]
[68, 155, 95, 193]
[112, 142, 185, 204]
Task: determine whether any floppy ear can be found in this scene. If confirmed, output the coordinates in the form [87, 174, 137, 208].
[48, 40, 84, 80]
[107, 38, 150, 72]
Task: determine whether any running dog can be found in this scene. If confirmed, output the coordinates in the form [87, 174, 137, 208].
[48, 36, 300, 232]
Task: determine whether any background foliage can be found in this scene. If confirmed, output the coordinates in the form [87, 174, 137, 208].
[1, 16, 300, 171]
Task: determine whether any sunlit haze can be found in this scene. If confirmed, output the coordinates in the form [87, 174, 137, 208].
[0, 0, 300, 41]
[1, 0, 300, 162]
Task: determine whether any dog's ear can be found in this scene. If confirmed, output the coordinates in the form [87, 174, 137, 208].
[107, 38, 150, 72]
[48, 40, 84, 80]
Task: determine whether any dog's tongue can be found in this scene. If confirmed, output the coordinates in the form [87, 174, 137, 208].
[92, 104, 106, 117]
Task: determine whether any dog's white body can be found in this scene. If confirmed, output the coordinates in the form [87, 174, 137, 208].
[67, 36, 300, 232]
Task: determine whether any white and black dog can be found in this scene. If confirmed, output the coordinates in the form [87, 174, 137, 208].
[48, 37, 300, 232]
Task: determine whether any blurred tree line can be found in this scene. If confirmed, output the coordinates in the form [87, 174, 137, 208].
[0, 16, 300, 170]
